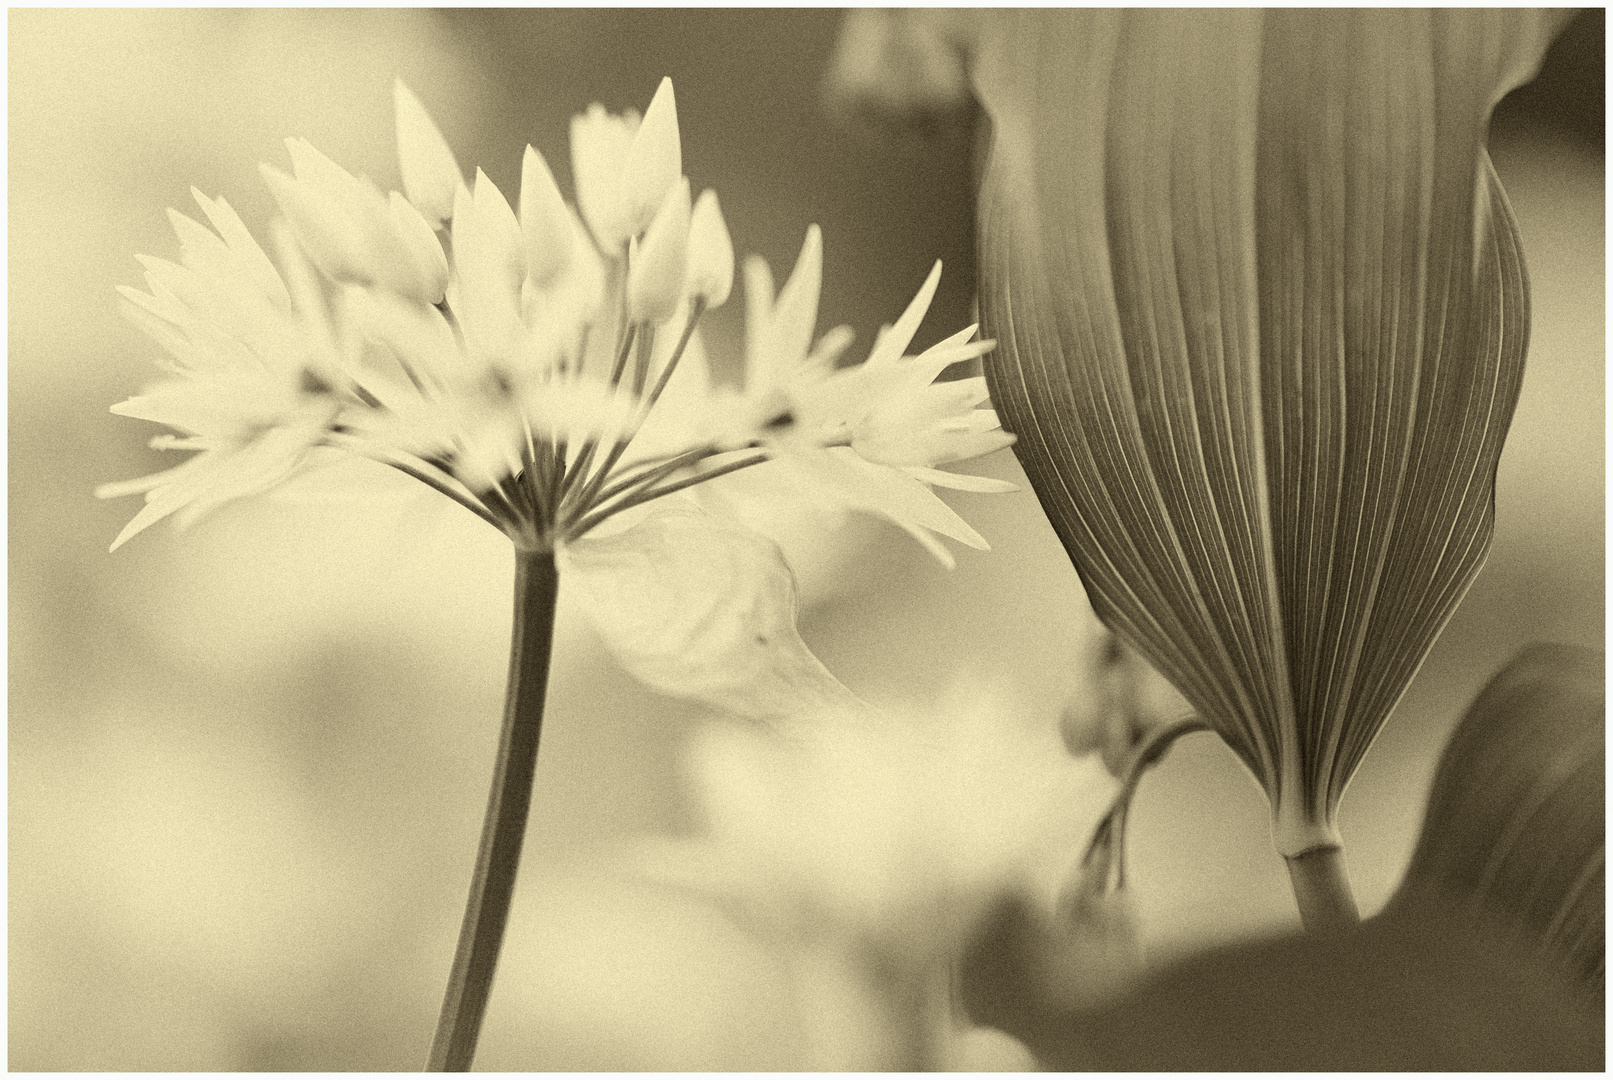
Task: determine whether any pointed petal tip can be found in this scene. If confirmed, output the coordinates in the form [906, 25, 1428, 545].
[919, 531, 959, 569]
[103, 512, 146, 551]
[627, 177, 693, 323]
[648, 75, 677, 111]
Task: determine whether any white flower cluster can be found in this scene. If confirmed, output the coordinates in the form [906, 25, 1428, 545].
[100, 78, 1015, 561]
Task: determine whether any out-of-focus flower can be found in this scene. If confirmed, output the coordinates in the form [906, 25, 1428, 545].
[518, 145, 574, 290]
[1061, 632, 1194, 778]
[620, 77, 682, 238]
[102, 78, 1015, 575]
[824, 9, 973, 123]
[570, 102, 642, 253]
[672, 690, 1117, 1067]
[261, 138, 448, 305]
[689, 690, 1116, 968]
[627, 178, 692, 323]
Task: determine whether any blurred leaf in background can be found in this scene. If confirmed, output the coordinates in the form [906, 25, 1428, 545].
[962, 894, 1602, 1070]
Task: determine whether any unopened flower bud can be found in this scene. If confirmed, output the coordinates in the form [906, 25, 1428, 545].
[622, 76, 682, 238]
[519, 145, 573, 288]
[451, 170, 525, 358]
[386, 191, 450, 304]
[570, 103, 639, 252]
[685, 189, 734, 308]
[1061, 634, 1189, 777]
[627, 177, 691, 324]
[392, 79, 463, 227]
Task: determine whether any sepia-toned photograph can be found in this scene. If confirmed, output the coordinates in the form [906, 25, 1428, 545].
[9, 8, 1603, 1071]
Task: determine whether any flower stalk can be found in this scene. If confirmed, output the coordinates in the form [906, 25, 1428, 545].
[1082, 716, 1209, 891]
[1284, 847, 1360, 935]
[427, 547, 559, 1071]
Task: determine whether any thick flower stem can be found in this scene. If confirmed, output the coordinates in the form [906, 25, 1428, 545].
[427, 548, 559, 1071]
[1285, 846, 1360, 934]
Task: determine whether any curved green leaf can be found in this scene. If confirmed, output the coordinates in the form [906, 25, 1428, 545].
[1391, 644, 1604, 990]
[970, 10, 1563, 853]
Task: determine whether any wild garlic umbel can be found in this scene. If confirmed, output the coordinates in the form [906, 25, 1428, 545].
[101, 78, 1011, 560]
[100, 76, 1014, 1070]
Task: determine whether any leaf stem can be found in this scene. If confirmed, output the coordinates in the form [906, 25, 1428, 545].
[1284, 846, 1360, 934]
[427, 547, 559, 1071]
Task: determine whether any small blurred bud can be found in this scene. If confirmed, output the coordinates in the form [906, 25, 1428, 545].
[627, 177, 692, 324]
[685, 189, 734, 308]
[519, 145, 574, 288]
[259, 160, 346, 273]
[824, 10, 973, 127]
[1062, 633, 1192, 777]
[560, 205, 607, 321]
[622, 77, 683, 237]
[523, 204, 608, 338]
[392, 79, 463, 226]
[450, 170, 526, 360]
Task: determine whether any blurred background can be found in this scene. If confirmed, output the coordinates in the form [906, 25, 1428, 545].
[9, 9, 1602, 1070]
